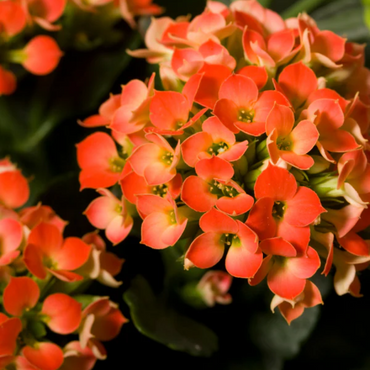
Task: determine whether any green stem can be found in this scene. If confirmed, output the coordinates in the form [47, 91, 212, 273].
[14, 118, 57, 153]
[281, 0, 327, 18]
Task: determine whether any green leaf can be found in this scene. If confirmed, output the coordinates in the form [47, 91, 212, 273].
[250, 305, 320, 367]
[123, 275, 219, 357]
[281, 0, 327, 19]
[312, 0, 370, 41]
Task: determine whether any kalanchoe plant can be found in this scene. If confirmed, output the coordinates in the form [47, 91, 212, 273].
[0, 159, 128, 370]
[77, 0, 370, 330]
[0, 0, 163, 96]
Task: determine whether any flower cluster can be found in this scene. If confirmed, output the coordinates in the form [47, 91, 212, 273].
[0, 158, 127, 370]
[78, 0, 370, 324]
[0, 0, 162, 95]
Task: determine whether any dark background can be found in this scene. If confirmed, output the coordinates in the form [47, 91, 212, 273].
[1, 0, 370, 369]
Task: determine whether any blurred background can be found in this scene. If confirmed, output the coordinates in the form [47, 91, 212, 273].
[1, 0, 370, 369]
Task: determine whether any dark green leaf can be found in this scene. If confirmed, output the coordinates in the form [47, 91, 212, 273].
[250, 305, 320, 368]
[123, 275, 218, 357]
[281, 0, 328, 19]
[312, 0, 370, 41]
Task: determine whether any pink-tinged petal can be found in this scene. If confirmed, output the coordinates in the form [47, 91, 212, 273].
[226, 243, 262, 278]
[312, 31, 345, 62]
[42, 293, 81, 334]
[219, 74, 258, 108]
[267, 129, 280, 164]
[195, 156, 234, 181]
[313, 231, 334, 276]
[55, 237, 91, 271]
[0, 170, 29, 208]
[319, 130, 359, 153]
[267, 29, 295, 62]
[76, 132, 118, 171]
[203, 116, 235, 144]
[339, 232, 369, 256]
[182, 73, 203, 105]
[352, 206, 370, 233]
[168, 174, 183, 199]
[260, 237, 297, 257]
[307, 99, 344, 130]
[276, 221, 310, 256]
[0, 317, 22, 357]
[213, 98, 240, 133]
[79, 170, 120, 190]
[106, 215, 133, 245]
[278, 61, 317, 108]
[265, 104, 294, 137]
[22, 343, 64, 370]
[242, 28, 267, 65]
[0, 218, 22, 255]
[89, 310, 127, 343]
[0, 250, 20, 266]
[322, 205, 363, 238]
[255, 163, 297, 201]
[233, 10, 263, 34]
[246, 197, 277, 240]
[285, 186, 326, 227]
[150, 91, 189, 130]
[24, 243, 48, 279]
[268, 263, 306, 300]
[84, 193, 120, 229]
[234, 119, 266, 136]
[249, 255, 273, 286]
[48, 269, 83, 282]
[278, 302, 305, 325]
[280, 152, 314, 170]
[288, 246, 321, 279]
[136, 194, 171, 218]
[27, 222, 62, 256]
[78, 114, 109, 128]
[216, 193, 254, 216]
[144, 161, 176, 186]
[256, 90, 291, 116]
[195, 64, 232, 109]
[110, 106, 142, 135]
[141, 212, 172, 249]
[120, 172, 151, 203]
[3, 277, 40, 316]
[185, 232, 224, 269]
[181, 176, 217, 212]
[302, 281, 324, 307]
[59, 341, 96, 370]
[161, 220, 188, 246]
[100, 93, 121, 118]
[219, 141, 249, 162]
[182, 132, 213, 167]
[129, 143, 162, 177]
[236, 221, 259, 253]
[120, 79, 147, 107]
[199, 207, 238, 234]
[306, 88, 347, 110]
[237, 65, 268, 90]
[290, 120, 319, 154]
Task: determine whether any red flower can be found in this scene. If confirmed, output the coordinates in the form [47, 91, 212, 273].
[214, 74, 289, 135]
[182, 156, 254, 216]
[77, 132, 126, 189]
[247, 163, 325, 254]
[185, 208, 262, 278]
[24, 223, 91, 282]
